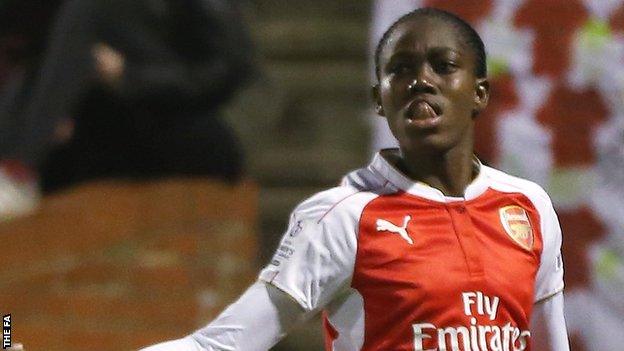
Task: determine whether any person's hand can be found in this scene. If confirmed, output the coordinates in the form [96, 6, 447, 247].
[92, 43, 125, 88]
[53, 117, 75, 144]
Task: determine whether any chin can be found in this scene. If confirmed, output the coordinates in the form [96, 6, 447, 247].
[400, 133, 458, 155]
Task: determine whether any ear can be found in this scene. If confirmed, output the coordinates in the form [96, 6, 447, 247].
[372, 84, 385, 116]
[473, 78, 490, 117]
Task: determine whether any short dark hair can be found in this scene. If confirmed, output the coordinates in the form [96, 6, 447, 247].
[374, 7, 487, 80]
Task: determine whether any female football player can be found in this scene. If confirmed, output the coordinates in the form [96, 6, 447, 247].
[142, 8, 569, 351]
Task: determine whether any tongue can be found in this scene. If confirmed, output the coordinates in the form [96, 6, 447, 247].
[409, 101, 436, 121]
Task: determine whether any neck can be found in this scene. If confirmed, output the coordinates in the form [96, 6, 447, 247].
[398, 139, 476, 197]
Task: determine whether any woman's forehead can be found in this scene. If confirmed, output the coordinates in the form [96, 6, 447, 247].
[381, 17, 468, 59]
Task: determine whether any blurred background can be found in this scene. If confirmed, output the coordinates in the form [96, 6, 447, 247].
[0, 0, 622, 350]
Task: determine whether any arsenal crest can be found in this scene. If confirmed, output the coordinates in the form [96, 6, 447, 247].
[499, 206, 533, 250]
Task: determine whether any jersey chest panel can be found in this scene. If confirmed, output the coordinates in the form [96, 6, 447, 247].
[351, 189, 543, 351]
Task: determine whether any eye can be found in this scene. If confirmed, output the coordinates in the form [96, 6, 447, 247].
[433, 60, 458, 74]
[388, 62, 413, 75]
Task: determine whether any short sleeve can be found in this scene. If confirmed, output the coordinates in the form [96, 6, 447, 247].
[259, 194, 361, 312]
[534, 200, 565, 302]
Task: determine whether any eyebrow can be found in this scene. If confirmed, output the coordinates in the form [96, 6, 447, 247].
[386, 47, 462, 62]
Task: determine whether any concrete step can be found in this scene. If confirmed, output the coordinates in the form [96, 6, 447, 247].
[250, 145, 366, 186]
[260, 186, 324, 221]
[254, 18, 369, 60]
[252, 0, 371, 21]
[266, 60, 370, 96]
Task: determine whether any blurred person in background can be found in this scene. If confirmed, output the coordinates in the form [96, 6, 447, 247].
[141, 8, 568, 351]
[0, 0, 256, 200]
[0, 0, 63, 219]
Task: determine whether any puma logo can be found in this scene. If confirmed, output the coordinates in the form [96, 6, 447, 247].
[376, 215, 413, 244]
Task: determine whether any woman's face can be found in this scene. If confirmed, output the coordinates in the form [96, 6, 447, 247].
[374, 17, 489, 155]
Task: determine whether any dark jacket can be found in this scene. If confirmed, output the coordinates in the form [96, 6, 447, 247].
[2, 0, 255, 192]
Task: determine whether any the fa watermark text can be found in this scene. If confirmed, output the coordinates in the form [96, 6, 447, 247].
[2, 314, 10, 349]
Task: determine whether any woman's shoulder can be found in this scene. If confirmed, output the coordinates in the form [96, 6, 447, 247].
[482, 165, 553, 207]
[291, 185, 378, 223]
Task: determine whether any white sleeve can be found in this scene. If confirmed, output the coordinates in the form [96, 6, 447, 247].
[530, 292, 570, 350]
[534, 199, 565, 302]
[258, 201, 358, 312]
[139, 281, 311, 351]
[139, 337, 202, 351]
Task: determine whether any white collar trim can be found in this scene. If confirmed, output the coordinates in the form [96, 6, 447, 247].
[369, 149, 490, 202]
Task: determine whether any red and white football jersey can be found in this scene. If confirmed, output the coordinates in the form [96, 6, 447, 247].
[259, 149, 564, 351]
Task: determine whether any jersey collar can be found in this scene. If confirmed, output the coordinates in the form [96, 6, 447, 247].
[368, 149, 490, 202]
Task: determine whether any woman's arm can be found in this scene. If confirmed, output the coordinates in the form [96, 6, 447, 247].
[142, 188, 360, 350]
[140, 281, 312, 351]
[530, 291, 570, 351]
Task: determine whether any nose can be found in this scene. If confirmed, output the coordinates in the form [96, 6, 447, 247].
[408, 66, 436, 95]
[408, 77, 435, 95]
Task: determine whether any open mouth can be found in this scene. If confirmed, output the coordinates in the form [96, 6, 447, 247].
[405, 99, 442, 126]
